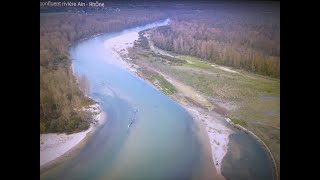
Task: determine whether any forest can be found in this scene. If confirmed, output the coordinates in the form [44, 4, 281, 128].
[40, 9, 167, 133]
[150, 2, 280, 78]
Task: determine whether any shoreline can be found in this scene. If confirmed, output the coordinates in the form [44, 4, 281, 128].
[186, 107, 232, 175]
[224, 118, 279, 180]
[103, 31, 232, 177]
[40, 103, 106, 167]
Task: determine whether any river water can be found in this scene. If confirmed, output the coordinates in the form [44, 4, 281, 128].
[41, 19, 205, 180]
[40, 19, 275, 180]
[221, 131, 275, 180]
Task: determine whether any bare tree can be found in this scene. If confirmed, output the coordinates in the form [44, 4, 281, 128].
[79, 74, 90, 94]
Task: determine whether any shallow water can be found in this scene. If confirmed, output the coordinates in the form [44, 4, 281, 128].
[40, 18, 275, 180]
[40, 19, 204, 180]
[221, 132, 275, 180]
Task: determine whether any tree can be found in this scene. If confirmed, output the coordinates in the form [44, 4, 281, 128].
[79, 74, 90, 94]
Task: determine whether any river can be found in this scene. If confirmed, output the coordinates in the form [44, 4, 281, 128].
[40, 19, 275, 180]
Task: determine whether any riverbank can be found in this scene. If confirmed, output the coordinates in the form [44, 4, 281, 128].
[103, 32, 140, 74]
[40, 103, 106, 167]
[225, 118, 279, 180]
[187, 107, 232, 175]
[103, 30, 232, 177]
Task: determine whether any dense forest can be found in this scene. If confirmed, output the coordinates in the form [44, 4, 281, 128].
[150, 2, 280, 78]
[40, 9, 167, 134]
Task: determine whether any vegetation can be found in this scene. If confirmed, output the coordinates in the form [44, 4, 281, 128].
[142, 69, 177, 95]
[150, 74, 177, 95]
[177, 55, 210, 69]
[40, 1, 280, 174]
[151, 53, 187, 66]
[128, 23, 280, 174]
[229, 118, 247, 127]
[40, 9, 167, 133]
[135, 31, 151, 50]
[150, 2, 280, 78]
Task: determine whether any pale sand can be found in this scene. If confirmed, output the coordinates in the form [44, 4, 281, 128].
[103, 32, 140, 73]
[102, 31, 233, 176]
[186, 107, 232, 175]
[40, 103, 106, 166]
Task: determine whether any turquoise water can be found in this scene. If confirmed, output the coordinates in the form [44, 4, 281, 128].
[40, 19, 203, 180]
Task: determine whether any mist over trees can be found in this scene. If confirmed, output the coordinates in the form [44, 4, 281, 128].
[40, 10, 167, 133]
[151, 3, 280, 78]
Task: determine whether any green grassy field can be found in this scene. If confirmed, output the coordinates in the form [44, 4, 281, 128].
[229, 118, 248, 127]
[174, 55, 280, 172]
[177, 55, 211, 69]
[143, 69, 177, 95]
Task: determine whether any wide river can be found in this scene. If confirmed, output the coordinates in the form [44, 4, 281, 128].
[40, 19, 275, 180]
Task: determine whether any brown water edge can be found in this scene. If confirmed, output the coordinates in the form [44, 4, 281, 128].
[191, 115, 225, 180]
[40, 130, 94, 177]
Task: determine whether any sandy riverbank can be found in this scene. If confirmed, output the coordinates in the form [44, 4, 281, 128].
[103, 31, 233, 176]
[186, 107, 232, 175]
[103, 32, 140, 73]
[40, 103, 106, 167]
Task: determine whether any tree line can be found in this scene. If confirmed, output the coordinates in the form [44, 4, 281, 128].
[150, 3, 280, 78]
[40, 10, 167, 134]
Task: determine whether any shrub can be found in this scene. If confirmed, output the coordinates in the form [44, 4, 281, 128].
[40, 121, 46, 134]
